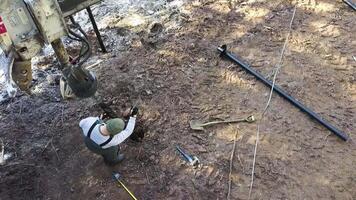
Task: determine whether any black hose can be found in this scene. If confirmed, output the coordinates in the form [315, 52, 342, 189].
[68, 28, 90, 64]
[67, 32, 86, 63]
[67, 16, 92, 67]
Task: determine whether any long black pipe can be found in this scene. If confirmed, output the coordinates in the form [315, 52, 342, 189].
[343, 0, 356, 11]
[218, 45, 348, 141]
[86, 7, 107, 53]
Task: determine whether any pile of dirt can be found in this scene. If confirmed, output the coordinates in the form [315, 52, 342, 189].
[1, 0, 355, 199]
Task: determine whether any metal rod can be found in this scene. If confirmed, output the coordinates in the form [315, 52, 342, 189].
[218, 45, 348, 141]
[86, 6, 107, 53]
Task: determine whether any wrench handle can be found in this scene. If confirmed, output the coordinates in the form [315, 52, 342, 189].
[176, 146, 193, 162]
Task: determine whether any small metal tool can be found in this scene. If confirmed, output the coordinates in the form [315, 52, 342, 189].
[190, 115, 255, 131]
[112, 172, 138, 200]
[176, 145, 200, 167]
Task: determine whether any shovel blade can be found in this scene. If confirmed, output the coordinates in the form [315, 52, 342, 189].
[189, 120, 205, 131]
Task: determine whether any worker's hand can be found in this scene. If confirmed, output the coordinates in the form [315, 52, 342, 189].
[130, 106, 139, 117]
[99, 112, 109, 120]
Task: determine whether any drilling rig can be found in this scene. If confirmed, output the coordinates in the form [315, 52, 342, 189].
[0, 0, 102, 98]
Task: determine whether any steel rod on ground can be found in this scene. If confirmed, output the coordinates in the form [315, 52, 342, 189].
[217, 45, 348, 141]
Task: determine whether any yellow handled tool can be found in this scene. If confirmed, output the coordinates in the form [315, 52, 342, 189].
[113, 172, 138, 200]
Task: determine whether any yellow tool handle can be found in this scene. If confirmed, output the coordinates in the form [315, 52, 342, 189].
[117, 180, 138, 200]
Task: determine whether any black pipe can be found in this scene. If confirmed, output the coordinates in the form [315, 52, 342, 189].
[343, 0, 356, 11]
[86, 6, 107, 53]
[218, 45, 348, 141]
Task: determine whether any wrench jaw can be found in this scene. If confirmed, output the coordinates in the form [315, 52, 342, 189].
[190, 156, 201, 168]
[176, 145, 201, 168]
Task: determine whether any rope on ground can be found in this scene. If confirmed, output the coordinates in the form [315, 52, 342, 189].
[227, 129, 239, 200]
[248, 6, 297, 200]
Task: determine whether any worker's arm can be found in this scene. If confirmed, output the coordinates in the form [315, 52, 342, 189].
[106, 117, 136, 146]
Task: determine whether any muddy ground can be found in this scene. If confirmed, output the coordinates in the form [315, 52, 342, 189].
[0, 0, 355, 199]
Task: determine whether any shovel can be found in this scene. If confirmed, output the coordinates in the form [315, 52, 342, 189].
[190, 115, 256, 131]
